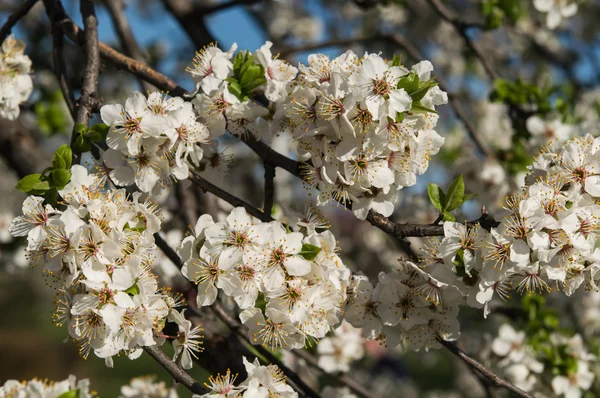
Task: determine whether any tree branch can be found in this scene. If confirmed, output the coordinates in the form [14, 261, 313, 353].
[50, 25, 75, 119]
[144, 345, 209, 395]
[426, 0, 500, 81]
[190, 0, 263, 17]
[43, 2, 188, 97]
[438, 339, 534, 398]
[291, 347, 377, 398]
[0, 0, 39, 43]
[68, 0, 100, 164]
[189, 171, 271, 222]
[207, 303, 321, 398]
[103, 0, 153, 92]
[263, 162, 275, 215]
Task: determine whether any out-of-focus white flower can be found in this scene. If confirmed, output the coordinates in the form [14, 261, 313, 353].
[0, 35, 33, 120]
[533, 0, 578, 29]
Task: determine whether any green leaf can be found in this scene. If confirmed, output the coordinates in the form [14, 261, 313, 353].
[410, 80, 438, 102]
[442, 211, 456, 222]
[32, 180, 50, 191]
[73, 134, 92, 153]
[397, 72, 419, 94]
[45, 187, 58, 205]
[53, 145, 72, 170]
[410, 101, 437, 114]
[243, 78, 267, 94]
[233, 51, 250, 76]
[239, 56, 255, 79]
[16, 174, 42, 192]
[124, 283, 140, 296]
[298, 243, 321, 261]
[85, 123, 109, 142]
[57, 389, 79, 398]
[445, 175, 465, 211]
[74, 123, 87, 135]
[390, 54, 402, 67]
[227, 81, 244, 101]
[427, 182, 445, 212]
[240, 64, 264, 88]
[51, 168, 72, 189]
[461, 193, 477, 203]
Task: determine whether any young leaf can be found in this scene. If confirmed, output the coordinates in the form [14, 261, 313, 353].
[442, 211, 456, 222]
[391, 54, 402, 67]
[85, 123, 109, 142]
[410, 80, 438, 102]
[53, 145, 72, 170]
[51, 168, 72, 189]
[32, 180, 51, 191]
[461, 193, 477, 204]
[410, 101, 437, 114]
[45, 187, 59, 205]
[57, 390, 79, 398]
[445, 175, 465, 211]
[240, 64, 264, 89]
[74, 123, 87, 135]
[427, 182, 445, 212]
[16, 174, 42, 193]
[397, 72, 419, 94]
[124, 283, 140, 295]
[298, 243, 321, 261]
[227, 81, 244, 101]
[73, 134, 92, 153]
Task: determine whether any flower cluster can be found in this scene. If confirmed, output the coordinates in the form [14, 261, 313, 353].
[9, 166, 202, 367]
[423, 134, 600, 320]
[178, 206, 351, 350]
[287, 52, 447, 219]
[189, 41, 297, 142]
[186, 42, 447, 220]
[0, 375, 93, 398]
[197, 356, 298, 398]
[490, 324, 595, 398]
[343, 261, 461, 352]
[100, 91, 210, 193]
[0, 35, 33, 120]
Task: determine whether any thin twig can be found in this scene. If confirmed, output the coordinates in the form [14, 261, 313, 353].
[292, 348, 377, 398]
[144, 346, 209, 395]
[192, 0, 263, 16]
[263, 162, 275, 215]
[426, 0, 500, 81]
[69, 0, 100, 164]
[208, 303, 321, 398]
[50, 25, 75, 118]
[103, 0, 153, 92]
[189, 171, 271, 222]
[0, 0, 39, 43]
[43, 2, 187, 96]
[438, 339, 534, 398]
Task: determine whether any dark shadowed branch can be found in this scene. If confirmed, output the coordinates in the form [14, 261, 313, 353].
[103, 0, 153, 92]
[144, 345, 209, 395]
[426, 0, 500, 81]
[0, 0, 39, 43]
[438, 339, 534, 398]
[49, 25, 75, 118]
[263, 162, 275, 215]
